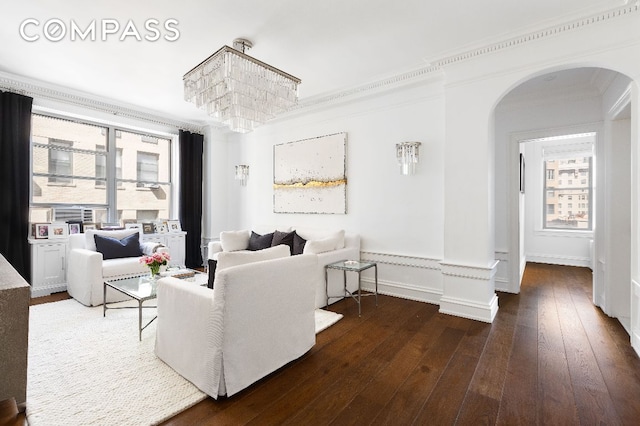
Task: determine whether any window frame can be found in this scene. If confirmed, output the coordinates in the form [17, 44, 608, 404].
[30, 112, 176, 224]
[542, 155, 593, 231]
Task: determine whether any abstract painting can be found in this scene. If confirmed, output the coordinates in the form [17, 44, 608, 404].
[273, 132, 347, 214]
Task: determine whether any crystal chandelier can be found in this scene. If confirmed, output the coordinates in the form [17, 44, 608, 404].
[396, 142, 421, 175]
[183, 38, 301, 133]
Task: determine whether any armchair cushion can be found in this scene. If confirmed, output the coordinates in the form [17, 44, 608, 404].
[94, 233, 143, 260]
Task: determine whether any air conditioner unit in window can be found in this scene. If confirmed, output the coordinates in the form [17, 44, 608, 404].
[52, 207, 94, 223]
[143, 183, 160, 189]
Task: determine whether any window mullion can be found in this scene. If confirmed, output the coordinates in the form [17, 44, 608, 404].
[106, 127, 117, 223]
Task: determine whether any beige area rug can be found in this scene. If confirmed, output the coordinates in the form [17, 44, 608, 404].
[27, 299, 343, 425]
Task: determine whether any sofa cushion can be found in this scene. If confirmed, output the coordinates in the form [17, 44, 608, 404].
[248, 231, 274, 251]
[220, 230, 251, 252]
[292, 232, 306, 255]
[271, 230, 295, 254]
[94, 233, 143, 260]
[85, 229, 140, 252]
[102, 257, 147, 278]
[294, 228, 345, 250]
[216, 245, 291, 272]
[303, 237, 338, 254]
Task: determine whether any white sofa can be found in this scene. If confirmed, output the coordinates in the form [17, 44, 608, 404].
[207, 227, 360, 308]
[67, 229, 168, 306]
[155, 253, 318, 399]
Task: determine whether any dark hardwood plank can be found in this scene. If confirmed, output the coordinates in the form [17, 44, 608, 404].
[413, 321, 491, 425]
[371, 326, 466, 424]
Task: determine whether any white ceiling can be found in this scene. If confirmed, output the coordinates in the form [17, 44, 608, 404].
[0, 0, 627, 127]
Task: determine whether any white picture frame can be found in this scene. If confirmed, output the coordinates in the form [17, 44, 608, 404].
[125, 223, 143, 230]
[49, 222, 69, 239]
[167, 220, 182, 232]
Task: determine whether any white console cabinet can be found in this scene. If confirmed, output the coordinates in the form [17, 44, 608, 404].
[141, 231, 187, 267]
[29, 238, 68, 297]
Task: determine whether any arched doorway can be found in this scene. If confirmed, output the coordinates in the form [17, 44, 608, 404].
[494, 67, 633, 331]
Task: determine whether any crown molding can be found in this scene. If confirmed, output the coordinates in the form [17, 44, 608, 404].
[432, 3, 640, 69]
[288, 3, 639, 115]
[0, 72, 205, 134]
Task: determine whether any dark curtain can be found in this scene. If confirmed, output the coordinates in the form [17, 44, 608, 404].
[0, 91, 33, 282]
[178, 130, 204, 269]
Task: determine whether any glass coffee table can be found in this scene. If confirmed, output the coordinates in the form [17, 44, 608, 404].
[103, 269, 208, 341]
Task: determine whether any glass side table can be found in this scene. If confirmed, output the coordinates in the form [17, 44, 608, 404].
[325, 260, 378, 317]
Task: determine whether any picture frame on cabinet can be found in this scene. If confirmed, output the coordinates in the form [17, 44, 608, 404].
[142, 223, 155, 234]
[49, 222, 68, 239]
[167, 220, 182, 232]
[155, 222, 168, 234]
[83, 223, 97, 231]
[34, 223, 49, 239]
[125, 223, 143, 230]
[68, 222, 81, 235]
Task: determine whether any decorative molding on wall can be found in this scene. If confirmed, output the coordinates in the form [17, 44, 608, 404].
[440, 293, 499, 323]
[432, 3, 640, 69]
[0, 74, 205, 134]
[360, 277, 442, 305]
[359, 251, 442, 306]
[494, 251, 512, 293]
[360, 251, 441, 270]
[292, 65, 443, 112]
[526, 253, 591, 268]
[440, 260, 500, 280]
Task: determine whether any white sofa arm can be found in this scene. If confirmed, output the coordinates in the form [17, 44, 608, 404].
[66, 248, 103, 307]
[207, 241, 222, 260]
[155, 278, 220, 397]
[140, 241, 169, 256]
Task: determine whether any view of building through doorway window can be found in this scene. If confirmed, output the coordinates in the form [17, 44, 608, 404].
[30, 114, 172, 224]
[542, 133, 594, 230]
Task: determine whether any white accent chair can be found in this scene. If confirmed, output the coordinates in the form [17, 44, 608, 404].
[67, 229, 167, 306]
[155, 254, 318, 399]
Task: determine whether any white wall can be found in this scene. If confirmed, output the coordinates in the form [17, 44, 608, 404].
[206, 81, 447, 304]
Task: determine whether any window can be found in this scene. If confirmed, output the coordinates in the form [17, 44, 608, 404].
[30, 114, 173, 224]
[47, 139, 74, 184]
[137, 152, 159, 186]
[543, 155, 592, 230]
[95, 145, 123, 187]
[546, 169, 555, 180]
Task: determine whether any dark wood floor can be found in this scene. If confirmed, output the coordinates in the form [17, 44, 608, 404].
[31, 263, 640, 425]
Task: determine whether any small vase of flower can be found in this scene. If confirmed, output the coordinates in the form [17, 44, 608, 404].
[139, 252, 171, 281]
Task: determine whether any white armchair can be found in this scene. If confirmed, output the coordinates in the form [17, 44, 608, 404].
[155, 254, 318, 398]
[67, 229, 168, 306]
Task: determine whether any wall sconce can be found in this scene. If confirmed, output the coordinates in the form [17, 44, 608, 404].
[235, 165, 249, 186]
[396, 142, 421, 175]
